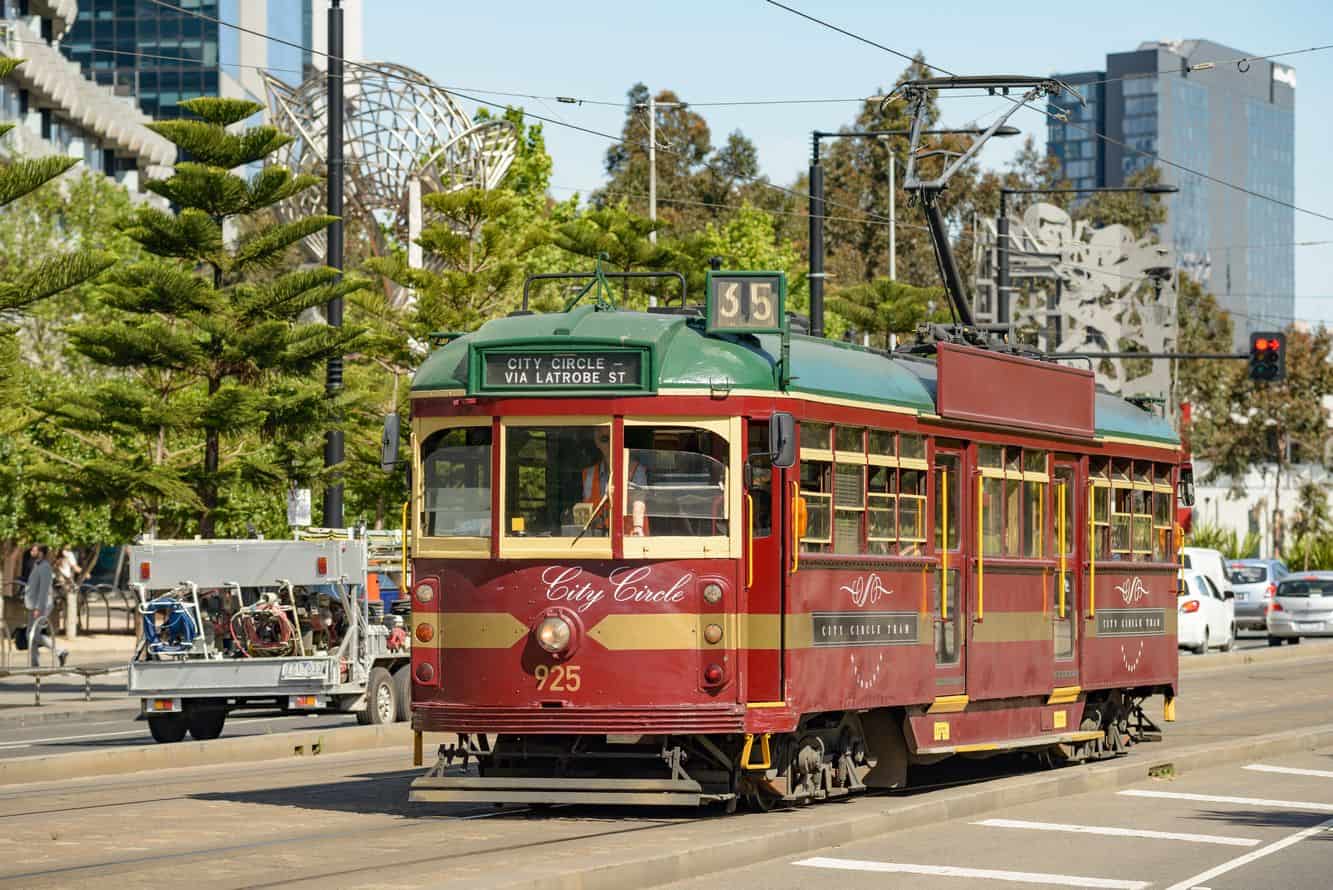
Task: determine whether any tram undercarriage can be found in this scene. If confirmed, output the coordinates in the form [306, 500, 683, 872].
[409, 691, 1165, 810]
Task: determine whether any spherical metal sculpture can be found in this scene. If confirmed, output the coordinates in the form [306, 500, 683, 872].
[262, 62, 517, 287]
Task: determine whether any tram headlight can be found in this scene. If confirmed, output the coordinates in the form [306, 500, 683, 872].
[535, 616, 572, 653]
[702, 582, 724, 604]
[414, 582, 435, 605]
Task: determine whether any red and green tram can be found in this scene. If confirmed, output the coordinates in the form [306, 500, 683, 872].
[402, 270, 1185, 808]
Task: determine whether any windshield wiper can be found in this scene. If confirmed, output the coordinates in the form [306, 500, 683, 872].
[571, 492, 610, 546]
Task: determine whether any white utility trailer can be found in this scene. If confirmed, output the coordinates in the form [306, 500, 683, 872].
[128, 529, 411, 742]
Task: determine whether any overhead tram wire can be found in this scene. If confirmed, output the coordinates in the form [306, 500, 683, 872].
[762, 1, 1333, 226]
[141, 0, 914, 231]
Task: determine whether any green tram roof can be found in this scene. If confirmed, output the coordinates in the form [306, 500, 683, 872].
[411, 306, 1178, 447]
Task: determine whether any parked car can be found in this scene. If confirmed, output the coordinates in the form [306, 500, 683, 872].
[1226, 558, 1289, 632]
[1266, 571, 1333, 646]
[1178, 568, 1236, 654]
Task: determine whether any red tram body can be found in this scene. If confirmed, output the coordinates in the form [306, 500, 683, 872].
[405, 294, 1183, 808]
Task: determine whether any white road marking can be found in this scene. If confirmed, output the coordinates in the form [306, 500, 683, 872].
[1162, 814, 1333, 890]
[0, 729, 145, 749]
[794, 857, 1149, 888]
[1244, 763, 1333, 779]
[975, 817, 1260, 847]
[1119, 789, 1333, 811]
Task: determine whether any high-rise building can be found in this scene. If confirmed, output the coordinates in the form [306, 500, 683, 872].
[0, 1, 174, 192]
[1049, 40, 1296, 345]
[60, 0, 362, 120]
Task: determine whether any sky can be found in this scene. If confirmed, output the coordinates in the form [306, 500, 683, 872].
[364, 0, 1333, 327]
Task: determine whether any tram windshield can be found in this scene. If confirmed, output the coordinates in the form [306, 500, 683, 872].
[420, 425, 492, 537]
[504, 424, 612, 538]
[624, 426, 729, 536]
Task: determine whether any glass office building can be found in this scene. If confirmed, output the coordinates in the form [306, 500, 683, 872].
[61, 1, 321, 120]
[1049, 40, 1296, 346]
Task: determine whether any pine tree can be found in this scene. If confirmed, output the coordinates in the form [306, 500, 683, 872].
[52, 97, 363, 536]
[827, 278, 948, 348]
[0, 59, 115, 403]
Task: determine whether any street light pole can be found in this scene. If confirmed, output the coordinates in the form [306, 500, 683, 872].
[322, 0, 345, 528]
[807, 126, 1017, 339]
[647, 93, 656, 245]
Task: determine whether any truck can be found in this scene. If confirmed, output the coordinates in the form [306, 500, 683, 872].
[128, 529, 412, 743]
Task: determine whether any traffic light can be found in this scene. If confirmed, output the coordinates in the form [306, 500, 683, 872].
[1248, 331, 1286, 382]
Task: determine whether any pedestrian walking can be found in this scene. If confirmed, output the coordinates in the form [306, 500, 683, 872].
[23, 546, 68, 667]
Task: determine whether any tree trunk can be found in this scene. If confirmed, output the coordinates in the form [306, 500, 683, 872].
[1271, 435, 1285, 559]
[201, 378, 220, 537]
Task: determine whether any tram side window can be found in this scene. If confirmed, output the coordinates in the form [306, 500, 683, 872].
[1153, 464, 1174, 561]
[1090, 458, 1112, 559]
[799, 421, 833, 553]
[833, 427, 866, 555]
[624, 426, 729, 537]
[866, 431, 927, 556]
[979, 445, 1048, 558]
[747, 422, 773, 538]
[504, 424, 610, 538]
[421, 425, 492, 537]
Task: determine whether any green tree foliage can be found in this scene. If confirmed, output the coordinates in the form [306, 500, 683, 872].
[1289, 478, 1332, 570]
[827, 278, 949, 348]
[1186, 524, 1260, 560]
[0, 59, 116, 403]
[1196, 326, 1333, 557]
[49, 98, 363, 536]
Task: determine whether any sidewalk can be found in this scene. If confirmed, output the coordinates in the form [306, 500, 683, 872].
[0, 633, 136, 726]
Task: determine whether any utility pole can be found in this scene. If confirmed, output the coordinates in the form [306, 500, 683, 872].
[808, 133, 824, 337]
[647, 93, 656, 245]
[322, 0, 345, 528]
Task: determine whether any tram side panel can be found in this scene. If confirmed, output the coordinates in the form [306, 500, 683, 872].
[1080, 564, 1179, 693]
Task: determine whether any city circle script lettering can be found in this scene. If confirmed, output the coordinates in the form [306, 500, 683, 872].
[483, 351, 642, 389]
[540, 565, 691, 612]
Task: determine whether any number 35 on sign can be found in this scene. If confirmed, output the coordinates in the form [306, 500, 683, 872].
[705, 271, 787, 335]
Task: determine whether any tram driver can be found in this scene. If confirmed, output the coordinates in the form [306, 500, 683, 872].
[580, 428, 648, 535]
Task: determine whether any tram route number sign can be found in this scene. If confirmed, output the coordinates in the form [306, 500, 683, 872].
[479, 349, 645, 392]
[705, 270, 787, 335]
[1095, 608, 1167, 637]
[812, 611, 920, 647]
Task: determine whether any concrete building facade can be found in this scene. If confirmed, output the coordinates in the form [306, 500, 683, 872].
[60, 0, 362, 120]
[1050, 40, 1296, 348]
[0, 0, 174, 189]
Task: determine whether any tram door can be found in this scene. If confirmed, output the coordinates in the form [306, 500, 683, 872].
[933, 446, 967, 697]
[745, 418, 785, 703]
[1051, 458, 1081, 682]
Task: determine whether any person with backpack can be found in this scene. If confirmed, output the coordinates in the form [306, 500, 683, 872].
[23, 546, 67, 667]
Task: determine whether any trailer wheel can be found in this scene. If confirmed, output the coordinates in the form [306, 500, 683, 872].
[187, 706, 227, 741]
[393, 665, 411, 722]
[358, 666, 395, 726]
[148, 713, 188, 743]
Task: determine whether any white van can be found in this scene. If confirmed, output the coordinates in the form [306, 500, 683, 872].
[1181, 547, 1234, 598]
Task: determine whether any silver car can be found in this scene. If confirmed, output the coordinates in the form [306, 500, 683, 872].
[1267, 571, 1333, 645]
[1226, 558, 1289, 632]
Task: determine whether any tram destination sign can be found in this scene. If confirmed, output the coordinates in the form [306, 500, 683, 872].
[705, 270, 787, 336]
[476, 348, 648, 393]
[812, 611, 920, 647]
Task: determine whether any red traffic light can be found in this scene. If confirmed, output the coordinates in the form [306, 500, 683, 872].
[1254, 338, 1271, 351]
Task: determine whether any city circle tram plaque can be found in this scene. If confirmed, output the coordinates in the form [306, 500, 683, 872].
[1095, 608, 1167, 637]
[812, 611, 920, 647]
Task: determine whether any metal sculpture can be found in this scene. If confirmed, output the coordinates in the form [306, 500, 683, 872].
[262, 62, 517, 295]
[972, 203, 1178, 401]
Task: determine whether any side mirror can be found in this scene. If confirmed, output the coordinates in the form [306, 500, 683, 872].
[1224, 589, 1235, 600]
[1177, 465, 1195, 507]
[380, 413, 401, 473]
[770, 411, 796, 468]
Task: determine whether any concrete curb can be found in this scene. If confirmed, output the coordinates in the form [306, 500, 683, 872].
[0, 704, 138, 728]
[480, 722, 1333, 890]
[0, 722, 412, 787]
[1180, 643, 1332, 674]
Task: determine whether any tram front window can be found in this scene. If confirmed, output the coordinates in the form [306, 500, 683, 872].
[624, 427, 729, 537]
[505, 425, 611, 537]
[421, 425, 492, 537]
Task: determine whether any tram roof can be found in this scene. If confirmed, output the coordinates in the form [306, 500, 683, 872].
[411, 307, 1178, 447]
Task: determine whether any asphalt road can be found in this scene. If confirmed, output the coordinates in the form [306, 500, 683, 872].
[0, 711, 360, 759]
[668, 747, 1333, 890]
[1, 651, 1330, 889]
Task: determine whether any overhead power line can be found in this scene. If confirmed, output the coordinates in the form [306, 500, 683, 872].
[762, 1, 1333, 225]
